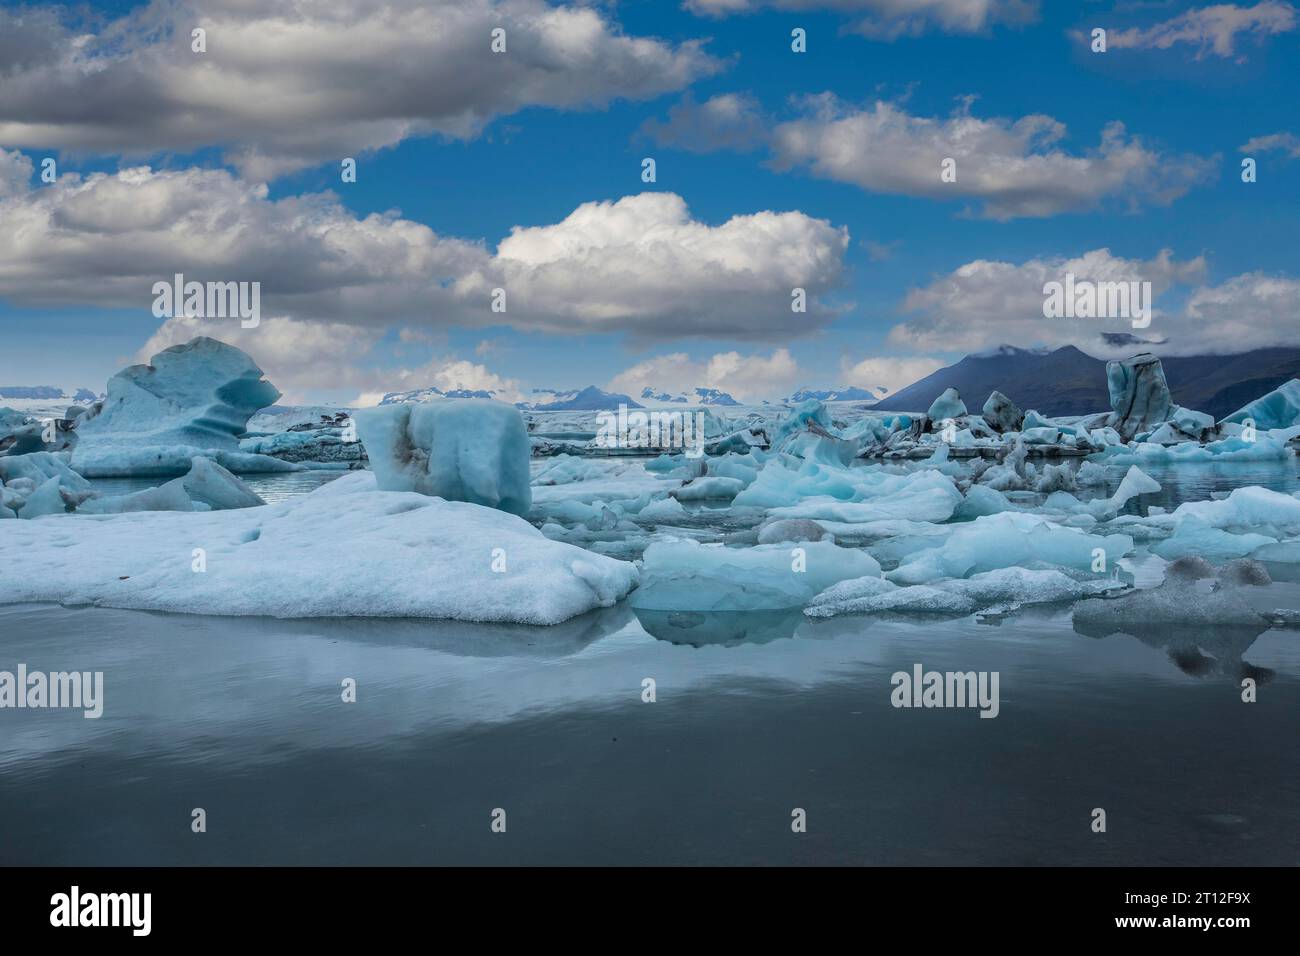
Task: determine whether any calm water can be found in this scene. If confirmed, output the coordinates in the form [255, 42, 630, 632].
[0, 599, 1296, 865]
[89, 469, 345, 504]
[6, 457, 1297, 865]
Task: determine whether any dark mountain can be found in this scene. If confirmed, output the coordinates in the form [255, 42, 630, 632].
[1163, 350, 1300, 419]
[872, 345, 1300, 420]
[872, 346, 1108, 417]
[532, 385, 643, 411]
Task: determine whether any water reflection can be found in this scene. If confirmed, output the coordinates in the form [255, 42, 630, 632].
[632, 605, 809, 646]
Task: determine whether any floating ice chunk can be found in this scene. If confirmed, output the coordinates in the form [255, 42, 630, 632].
[0, 451, 90, 492]
[768, 473, 962, 524]
[182, 456, 265, 510]
[770, 399, 857, 464]
[532, 454, 613, 486]
[77, 477, 196, 515]
[634, 495, 687, 523]
[0, 416, 76, 456]
[1088, 427, 1123, 448]
[1074, 460, 1110, 485]
[16, 476, 70, 517]
[1220, 379, 1300, 430]
[1105, 352, 1173, 441]
[354, 399, 531, 516]
[645, 453, 682, 474]
[888, 512, 1132, 585]
[0, 472, 637, 624]
[1021, 426, 1063, 445]
[1252, 540, 1300, 563]
[806, 567, 1123, 617]
[670, 476, 745, 500]
[927, 388, 968, 421]
[757, 518, 831, 544]
[732, 459, 859, 509]
[982, 391, 1023, 432]
[705, 455, 760, 485]
[1152, 516, 1276, 560]
[1073, 558, 1274, 633]
[1168, 485, 1300, 534]
[632, 538, 881, 612]
[530, 459, 678, 515]
[237, 427, 364, 465]
[954, 483, 1012, 519]
[1169, 405, 1215, 436]
[1033, 462, 1075, 493]
[1111, 465, 1161, 509]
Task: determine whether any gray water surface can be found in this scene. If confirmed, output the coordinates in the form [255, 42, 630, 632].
[1, 599, 1295, 865]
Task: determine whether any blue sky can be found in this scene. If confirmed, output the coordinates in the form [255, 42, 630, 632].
[0, 0, 1297, 404]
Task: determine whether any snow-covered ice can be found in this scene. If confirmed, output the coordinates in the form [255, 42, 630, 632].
[0, 472, 637, 625]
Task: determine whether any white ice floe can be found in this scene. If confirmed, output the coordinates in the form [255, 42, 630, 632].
[1117, 485, 1300, 560]
[1073, 557, 1277, 632]
[887, 511, 1133, 585]
[0, 472, 638, 625]
[806, 566, 1124, 617]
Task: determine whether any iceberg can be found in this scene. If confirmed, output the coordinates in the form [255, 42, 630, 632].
[0, 472, 637, 625]
[888, 512, 1132, 585]
[670, 476, 745, 500]
[769, 400, 857, 465]
[632, 538, 881, 612]
[1073, 558, 1276, 633]
[0, 411, 77, 456]
[1105, 352, 1173, 441]
[926, 387, 968, 422]
[181, 456, 266, 510]
[72, 337, 284, 477]
[354, 399, 531, 516]
[1220, 378, 1300, 430]
[981, 391, 1023, 432]
[77, 478, 195, 515]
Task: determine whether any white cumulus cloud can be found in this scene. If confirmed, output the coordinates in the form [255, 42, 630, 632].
[0, 0, 721, 179]
[0, 153, 850, 342]
[769, 97, 1215, 220]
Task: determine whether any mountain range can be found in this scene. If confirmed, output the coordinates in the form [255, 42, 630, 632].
[788, 385, 887, 403]
[871, 345, 1300, 420]
[524, 386, 643, 411]
[640, 386, 740, 406]
[379, 385, 498, 404]
[0, 386, 99, 402]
